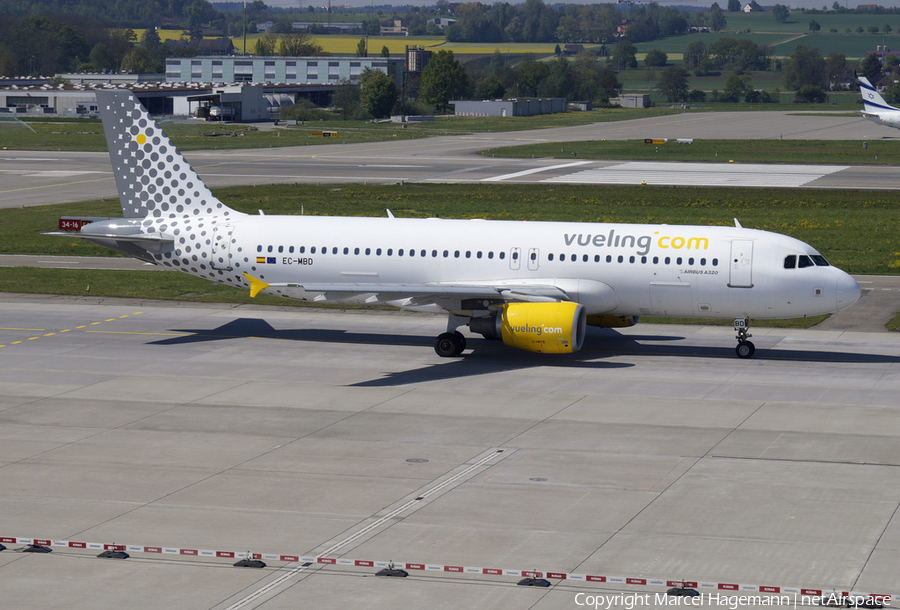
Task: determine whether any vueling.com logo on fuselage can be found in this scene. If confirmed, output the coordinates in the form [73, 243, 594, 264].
[563, 230, 709, 256]
[510, 323, 563, 336]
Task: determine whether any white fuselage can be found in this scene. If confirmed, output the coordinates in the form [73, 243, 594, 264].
[148, 214, 859, 321]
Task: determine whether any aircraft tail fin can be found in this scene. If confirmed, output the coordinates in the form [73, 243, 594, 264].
[95, 89, 240, 221]
[858, 76, 898, 114]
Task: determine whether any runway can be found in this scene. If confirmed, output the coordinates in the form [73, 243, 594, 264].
[1, 295, 899, 608]
[3, 111, 900, 210]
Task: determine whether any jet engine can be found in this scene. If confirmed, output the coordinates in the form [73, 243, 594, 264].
[469, 302, 587, 354]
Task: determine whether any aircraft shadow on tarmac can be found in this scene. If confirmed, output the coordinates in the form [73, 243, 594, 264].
[147, 318, 900, 386]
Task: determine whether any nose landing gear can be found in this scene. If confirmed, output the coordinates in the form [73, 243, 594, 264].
[734, 317, 755, 358]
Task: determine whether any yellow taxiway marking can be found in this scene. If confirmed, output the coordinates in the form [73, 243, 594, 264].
[0, 312, 143, 349]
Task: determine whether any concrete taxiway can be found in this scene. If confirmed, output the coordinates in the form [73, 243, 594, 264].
[1, 294, 899, 609]
[2, 111, 900, 210]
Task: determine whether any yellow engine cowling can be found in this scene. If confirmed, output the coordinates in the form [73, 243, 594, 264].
[586, 314, 639, 328]
[499, 302, 587, 354]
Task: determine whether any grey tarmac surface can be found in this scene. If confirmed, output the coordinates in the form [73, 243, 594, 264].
[2, 111, 900, 210]
[1, 294, 900, 609]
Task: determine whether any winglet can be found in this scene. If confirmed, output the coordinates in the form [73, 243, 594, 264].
[243, 273, 270, 298]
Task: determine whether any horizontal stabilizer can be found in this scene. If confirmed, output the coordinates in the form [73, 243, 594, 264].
[43, 231, 174, 244]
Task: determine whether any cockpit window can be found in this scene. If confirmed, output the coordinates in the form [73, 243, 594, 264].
[798, 255, 814, 268]
[784, 255, 796, 269]
[811, 255, 830, 267]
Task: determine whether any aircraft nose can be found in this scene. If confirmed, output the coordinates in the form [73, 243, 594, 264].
[836, 273, 861, 310]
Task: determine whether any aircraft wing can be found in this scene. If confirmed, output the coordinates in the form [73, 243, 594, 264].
[242, 273, 569, 303]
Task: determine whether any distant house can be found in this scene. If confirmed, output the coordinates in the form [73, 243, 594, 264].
[742, 1, 771, 12]
[256, 21, 274, 33]
[198, 38, 236, 56]
[427, 17, 456, 30]
[562, 44, 584, 56]
[689, 26, 710, 33]
[380, 18, 409, 36]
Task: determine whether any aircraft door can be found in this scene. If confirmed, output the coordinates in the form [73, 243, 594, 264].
[729, 239, 753, 288]
[211, 225, 234, 270]
[527, 248, 540, 271]
[509, 247, 521, 270]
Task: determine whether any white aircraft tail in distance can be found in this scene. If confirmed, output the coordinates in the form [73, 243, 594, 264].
[858, 76, 900, 128]
[51, 90, 861, 359]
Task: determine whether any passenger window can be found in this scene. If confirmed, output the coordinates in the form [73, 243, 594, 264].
[606, 255, 612, 263]
[343, 247, 349, 255]
[454, 251, 460, 258]
[267, 245, 273, 253]
[409, 249, 415, 257]
[443, 250, 449, 257]
[289, 246, 295, 253]
[332, 247, 338, 255]
[257, 245, 262, 252]
[387, 249, 393, 256]
[583, 254, 589, 262]
[512, 251, 519, 260]
[488, 252, 494, 259]
[548, 253, 554, 261]
[617, 255, 623, 263]
[300, 246, 305, 254]
[421, 250, 426, 257]
[530, 252, 536, 261]
[784, 255, 796, 269]
[478, 251, 483, 259]
[665, 257, 670, 265]
[376, 248, 382, 255]
[676, 257, 682, 265]
[432, 250, 438, 257]
[466, 251, 471, 258]
[399, 249, 404, 256]
[354, 247, 359, 255]
[688, 257, 694, 265]
[571, 254, 577, 262]
[595, 255, 600, 262]
[712, 258, 718, 266]
[499, 252, 505, 260]
[311, 247, 316, 254]
[365, 248, 370, 255]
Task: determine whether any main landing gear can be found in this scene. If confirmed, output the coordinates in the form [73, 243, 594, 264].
[734, 317, 755, 359]
[434, 331, 466, 357]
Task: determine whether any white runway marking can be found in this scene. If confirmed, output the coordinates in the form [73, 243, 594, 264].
[542, 161, 850, 188]
[481, 160, 591, 182]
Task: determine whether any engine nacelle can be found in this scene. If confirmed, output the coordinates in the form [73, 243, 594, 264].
[586, 314, 639, 328]
[470, 302, 586, 354]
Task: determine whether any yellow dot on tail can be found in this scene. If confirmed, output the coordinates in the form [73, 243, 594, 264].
[136, 134, 146, 145]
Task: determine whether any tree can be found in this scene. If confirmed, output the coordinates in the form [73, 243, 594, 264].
[722, 73, 750, 102]
[279, 32, 324, 56]
[381, 45, 390, 57]
[419, 50, 470, 112]
[612, 40, 638, 70]
[772, 4, 790, 23]
[885, 24, 893, 33]
[783, 45, 826, 90]
[656, 65, 689, 102]
[709, 5, 727, 31]
[644, 49, 667, 67]
[824, 52, 846, 89]
[727, 0, 741, 11]
[809, 19, 820, 33]
[359, 67, 398, 118]
[868, 25, 880, 35]
[333, 80, 362, 119]
[858, 53, 883, 81]
[355, 38, 367, 57]
[794, 84, 826, 103]
[474, 75, 505, 99]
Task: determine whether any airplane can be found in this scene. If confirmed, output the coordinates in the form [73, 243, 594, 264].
[50, 90, 861, 359]
[858, 76, 900, 129]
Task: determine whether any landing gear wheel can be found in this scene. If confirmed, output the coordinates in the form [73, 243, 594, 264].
[733, 317, 755, 359]
[735, 341, 755, 359]
[434, 331, 466, 357]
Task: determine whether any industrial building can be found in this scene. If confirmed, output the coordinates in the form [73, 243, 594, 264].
[164, 56, 404, 90]
[450, 98, 567, 118]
